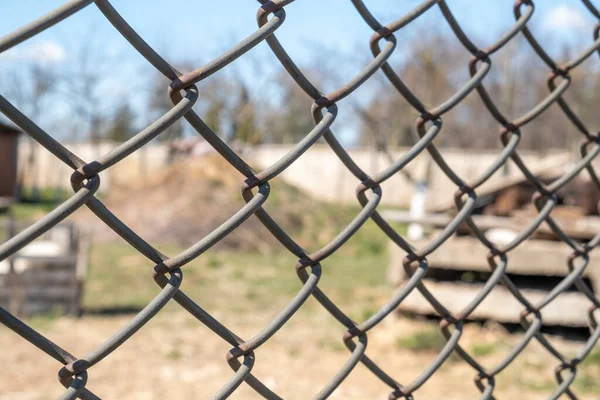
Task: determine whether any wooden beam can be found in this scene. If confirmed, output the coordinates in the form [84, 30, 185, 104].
[380, 210, 600, 240]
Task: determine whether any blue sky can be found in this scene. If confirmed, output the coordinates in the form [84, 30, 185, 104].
[2, 0, 594, 64]
[0, 0, 598, 143]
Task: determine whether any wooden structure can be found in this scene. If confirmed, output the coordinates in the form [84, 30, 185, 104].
[0, 121, 21, 209]
[385, 210, 599, 327]
[0, 221, 88, 316]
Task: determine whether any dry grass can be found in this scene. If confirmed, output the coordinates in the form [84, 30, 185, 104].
[1, 238, 599, 399]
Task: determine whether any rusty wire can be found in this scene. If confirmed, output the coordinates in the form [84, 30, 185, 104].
[1, 0, 600, 399]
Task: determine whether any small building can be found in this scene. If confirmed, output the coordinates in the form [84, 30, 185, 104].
[0, 222, 88, 317]
[0, 121, 21, 207]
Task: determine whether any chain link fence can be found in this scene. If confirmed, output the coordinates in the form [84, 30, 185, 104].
[1, 0, 600, 398]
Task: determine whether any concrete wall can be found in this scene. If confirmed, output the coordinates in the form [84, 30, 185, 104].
[18, 141, 584, 209]
[248, 145, 578, 209]
[18, 141, 170, 194]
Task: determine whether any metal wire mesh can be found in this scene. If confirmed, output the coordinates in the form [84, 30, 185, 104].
[1, 0, 600, 399]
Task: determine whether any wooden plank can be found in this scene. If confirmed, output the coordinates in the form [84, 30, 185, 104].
[381, 210, 600, 240]
[0, 300, 75, 316]
[427, 156, 568, 212]
[0, 221, 84, 317]
[390, 236, 600, 278]
[0, 286, 79, 299]
[398, 280, 590, 326]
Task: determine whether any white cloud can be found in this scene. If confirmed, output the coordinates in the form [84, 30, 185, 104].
[0, 40, 66, 65]
[543, 4, 588, 33]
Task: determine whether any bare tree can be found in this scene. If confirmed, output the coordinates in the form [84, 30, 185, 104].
[147, 72, 185, 142]
[231, 82, 261, 145]
[261, 71, 322, 144]
[105, 101, 137, 142]
[1, 63, 58, 200]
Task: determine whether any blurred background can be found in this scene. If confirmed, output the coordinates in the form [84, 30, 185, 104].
[1, 1, 600, 399]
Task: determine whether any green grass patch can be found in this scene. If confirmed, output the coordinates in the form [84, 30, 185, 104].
[167, 349, 182, 360]
[396, 327, 448, 353]
[19, 187, 69, 204]
[83, 239, 393, 319]
[581, 347, 600, 366]
[318, 337, 346, 353]
[573, 369, 600, 393]
[518, 377, 556, 392]
[470, 341, 507, 357]
[206, 255, 222, 269]
[8, 202, 55, 221]
[26, 309, 63, 331]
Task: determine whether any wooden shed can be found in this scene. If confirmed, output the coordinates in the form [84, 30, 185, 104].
[0, 121, 21, 205]
[0, 221, 88, 317]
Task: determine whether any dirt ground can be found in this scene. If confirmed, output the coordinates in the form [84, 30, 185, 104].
[1, 237, 599, 400]
[1, 305, 598, 399]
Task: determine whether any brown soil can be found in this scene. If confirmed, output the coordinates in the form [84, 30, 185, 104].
[76, 156, 328, 252]
[0, 310, 597, 400]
